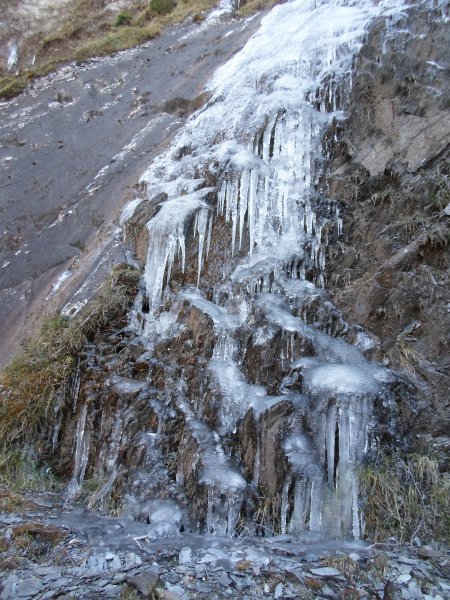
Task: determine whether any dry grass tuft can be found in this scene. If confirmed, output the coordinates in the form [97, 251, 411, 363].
[360, 449, 450, 544]
[0, 264, 139, 448]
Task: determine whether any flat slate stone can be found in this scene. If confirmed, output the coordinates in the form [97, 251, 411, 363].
[16, 578, 45, 598]
[309, 567, 341, 577]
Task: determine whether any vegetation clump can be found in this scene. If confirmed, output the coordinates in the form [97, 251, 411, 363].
[0, 264, 140, 452]
[360, 449, 450, 544]
[149, 0, 177, 15]
[114, 10, 133, 27]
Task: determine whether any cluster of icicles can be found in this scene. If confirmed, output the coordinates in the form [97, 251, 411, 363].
[129, 0, 409, 539]
[67, 0, 415, 538]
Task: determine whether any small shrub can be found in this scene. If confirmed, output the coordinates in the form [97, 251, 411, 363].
[149, 0, 177, 15]
[114, 11, 133, 27]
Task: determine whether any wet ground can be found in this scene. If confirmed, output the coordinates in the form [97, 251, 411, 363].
[0, 11, 261, 367]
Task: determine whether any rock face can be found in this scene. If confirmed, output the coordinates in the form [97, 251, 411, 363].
[2, 0, 449, 557]
[326, 1, 450, 464]
[34, 0, 449, 545]
[0, 9, 261, 368]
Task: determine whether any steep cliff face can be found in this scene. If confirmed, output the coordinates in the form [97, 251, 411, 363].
[327, 0, 450, 464]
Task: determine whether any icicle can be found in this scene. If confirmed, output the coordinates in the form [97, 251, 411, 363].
[280, 477, 290, 534]
[196, 208, 209, 286]
[238, 170, 250, 249]
[206, 488, 214, 533]
[253, 437, 260, 486]
[288, 478, 306, 534]
[308, 476, 323, 532]
[67, 404, 90, 498]
[206, 211, 214, 259]
[326, 404, 338, 485]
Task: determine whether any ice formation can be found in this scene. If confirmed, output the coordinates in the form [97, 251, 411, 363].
[70, 0, 415, 538]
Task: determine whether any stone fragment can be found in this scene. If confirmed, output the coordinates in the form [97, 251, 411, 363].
[0, 576, 18, 600]
[321, 585, 337, 598]
[102, 584, 121, 598]
[34, 567, 62, 579]
[166, 583, 186, 596]
[309, 567, 341, 577]
[218, 572, 232, 587]
[16, 578, 45, 598]
[407, 581, 423, 599]
[417, 547, 442, 559]
[190, 582, 210, 593]
[347, 553, 360, 562]
[179, 547, 192, 565]
[127, 568, 160, 595]
[285, 567, 303, 584]
[274, 583, 283, 598]
[398, 556, 419, 566]
[156, 588, 181, 600]
[124, 552, 142, 567]
[263, 583, 270, 594]
[267, 535, 293, 544]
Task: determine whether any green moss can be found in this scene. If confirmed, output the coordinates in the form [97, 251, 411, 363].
[0, 450, 58, 493]
[238, 0, 280, 17]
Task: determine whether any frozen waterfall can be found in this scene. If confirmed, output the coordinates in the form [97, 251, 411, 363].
[117, 0, 411, 538]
